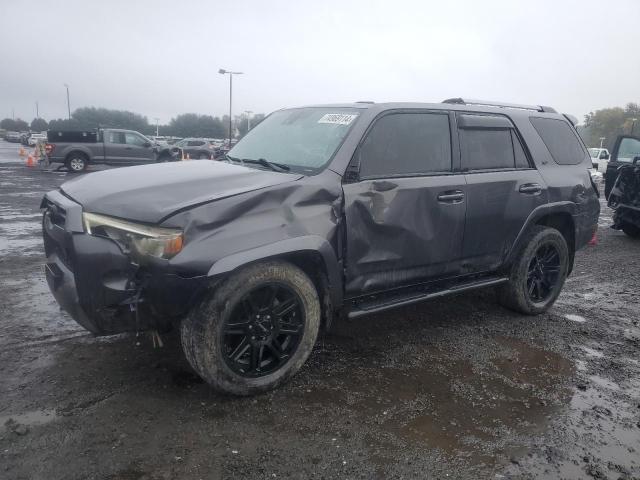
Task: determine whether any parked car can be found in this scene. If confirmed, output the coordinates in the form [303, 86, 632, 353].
[28, 133, 48, 146]
[4, 131, 21, 142]
[42, 99, 599, 395]
[45, 128, 176, 172]
[170, 138, 218, 159]
[605, 135, 640, 237]
[588, 147, 610, 171]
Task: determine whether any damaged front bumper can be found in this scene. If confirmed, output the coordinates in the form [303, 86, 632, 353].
[42, 190, 205, 335]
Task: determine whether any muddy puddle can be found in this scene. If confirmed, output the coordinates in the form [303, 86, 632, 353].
[297, 337, 576, 469]
[0, 408, 59, 433]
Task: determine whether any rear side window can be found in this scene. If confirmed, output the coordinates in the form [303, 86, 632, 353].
[359, 112, 451, 178]
[460, 129, 515, 170]
[530, 117, 586, 165]
[187, 140, 205, 146]
[106, 131, 125, 144]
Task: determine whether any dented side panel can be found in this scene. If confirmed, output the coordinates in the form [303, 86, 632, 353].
[342, 175, 467, 296]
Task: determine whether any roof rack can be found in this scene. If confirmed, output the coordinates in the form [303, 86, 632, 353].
[442, 98, 557, 113]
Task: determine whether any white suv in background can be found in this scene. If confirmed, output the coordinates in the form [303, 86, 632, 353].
[588, 147, 610, 171]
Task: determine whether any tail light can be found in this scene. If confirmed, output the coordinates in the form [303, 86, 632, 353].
[45, 143, 55, 155]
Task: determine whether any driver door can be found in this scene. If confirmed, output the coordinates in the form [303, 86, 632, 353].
[342, 110, 467, 297]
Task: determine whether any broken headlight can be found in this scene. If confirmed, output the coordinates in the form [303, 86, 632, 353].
[82, 212, 183, 260]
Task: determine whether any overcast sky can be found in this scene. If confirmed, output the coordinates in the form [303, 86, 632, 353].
[1, 0, 638, 124]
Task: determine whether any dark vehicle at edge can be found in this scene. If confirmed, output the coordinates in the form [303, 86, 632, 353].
[606, 134, 640, 238]
[41, 99, 600, 395]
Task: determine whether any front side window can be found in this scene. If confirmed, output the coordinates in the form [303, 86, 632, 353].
[617, 137, 640, 163]
[187, 140, 205, 147]
[530, 117, 587, 165]
[358, 112, 451, 178]
[125, 132, 148, 147]
[228, 107, 360, 174]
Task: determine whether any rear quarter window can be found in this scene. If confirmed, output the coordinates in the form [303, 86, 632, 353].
[530, 117, 586, 165]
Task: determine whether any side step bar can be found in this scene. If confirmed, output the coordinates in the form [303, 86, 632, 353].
[347, 276, 508, 319]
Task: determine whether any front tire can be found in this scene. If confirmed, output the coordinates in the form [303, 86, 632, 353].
[65, 154, 88, 172]
[497, 226, 569, 315]
[181, 261, 321, 395]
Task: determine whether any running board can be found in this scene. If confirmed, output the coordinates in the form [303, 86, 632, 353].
[347, 276, 508, 319]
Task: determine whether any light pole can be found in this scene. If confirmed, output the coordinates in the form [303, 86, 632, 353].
[154, 117, 160, 137]
[599, 137, 605, 149]
[36, 101, 39, 119]
[218, 68, 243, 146]
[244, 110, 253, 133]
[64, 84, 71, 120]
[631, 118, 638, 136]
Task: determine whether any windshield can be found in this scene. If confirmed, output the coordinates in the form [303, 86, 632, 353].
[228, 107, 360, 174]
[173, 139, 188, 147]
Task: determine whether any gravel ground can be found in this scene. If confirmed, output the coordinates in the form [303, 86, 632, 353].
[1, 140, 639, 480]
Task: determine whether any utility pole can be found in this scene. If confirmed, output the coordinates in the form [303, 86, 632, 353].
[12, 108, 15, 120]
[36, 101, 39, 119]
[218, 69, 243, 147]
[244, 110, 253, 132]
[599, 137, 605, 149]
[631, 118, 638, 136]
[64, 84, 71, 119]
[154, 117, 160, 137]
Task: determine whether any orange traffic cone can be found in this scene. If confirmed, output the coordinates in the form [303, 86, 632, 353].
[26, 154, 34, 167]
[19, 147, 26, 157]
[186, 153, 190, 160]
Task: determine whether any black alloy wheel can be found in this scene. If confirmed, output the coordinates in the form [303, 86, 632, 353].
[221, 283, 305, 377]
[526, 243, 561, 303]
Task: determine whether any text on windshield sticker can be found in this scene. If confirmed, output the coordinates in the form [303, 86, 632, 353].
[318, 113, 358, 125]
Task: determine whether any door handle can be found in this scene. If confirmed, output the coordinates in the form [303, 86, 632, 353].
[519, 183, 542, 194]
[437, 190, 465, 203]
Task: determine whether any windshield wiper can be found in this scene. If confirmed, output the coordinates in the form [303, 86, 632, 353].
[224, 154, 244, 165]
[242, 158, 290, 172]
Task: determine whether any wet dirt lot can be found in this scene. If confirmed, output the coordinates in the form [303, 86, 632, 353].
[1, 140, 639, 480]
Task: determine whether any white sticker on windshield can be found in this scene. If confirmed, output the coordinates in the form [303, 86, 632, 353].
[318, 113, 358, 125]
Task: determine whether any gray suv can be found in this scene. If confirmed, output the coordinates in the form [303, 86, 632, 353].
[42, 99, 600, 395]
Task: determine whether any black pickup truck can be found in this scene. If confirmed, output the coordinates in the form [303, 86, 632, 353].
[45, 129, 176, 172]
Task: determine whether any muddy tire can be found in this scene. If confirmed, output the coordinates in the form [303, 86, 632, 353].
[181, 260, 320, 395]
[497, 226, 569, 315]
[621, 223, 640, 238]
[65, 153, 88, 172]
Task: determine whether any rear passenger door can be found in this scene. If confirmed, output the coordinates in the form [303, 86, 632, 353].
[343, 110, 468, 296]
[457, 113, 547, 272]
[103, 131, 129, 164]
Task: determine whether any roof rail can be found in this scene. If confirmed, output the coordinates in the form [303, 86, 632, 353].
[442, 98, 557, 113]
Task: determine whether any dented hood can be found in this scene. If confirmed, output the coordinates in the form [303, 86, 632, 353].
[61, 161, 302, 223]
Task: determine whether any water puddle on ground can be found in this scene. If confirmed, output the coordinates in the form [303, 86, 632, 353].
[0, 408, 58, 432]
[303, 336, 574, 470]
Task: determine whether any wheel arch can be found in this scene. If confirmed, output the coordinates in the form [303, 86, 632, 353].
[64, 149, 91, 162]
[207, 236, 343, 329]
[504, 202, 577, 273]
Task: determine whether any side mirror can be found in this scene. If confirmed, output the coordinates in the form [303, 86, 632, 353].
[143, 141, 151, 148]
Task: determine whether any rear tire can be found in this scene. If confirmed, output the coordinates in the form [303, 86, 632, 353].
[497, 226, 569, 315]
[65, 153, 88, 172]
[621, 223, 640, 238]
[181, 261, 321, 395]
